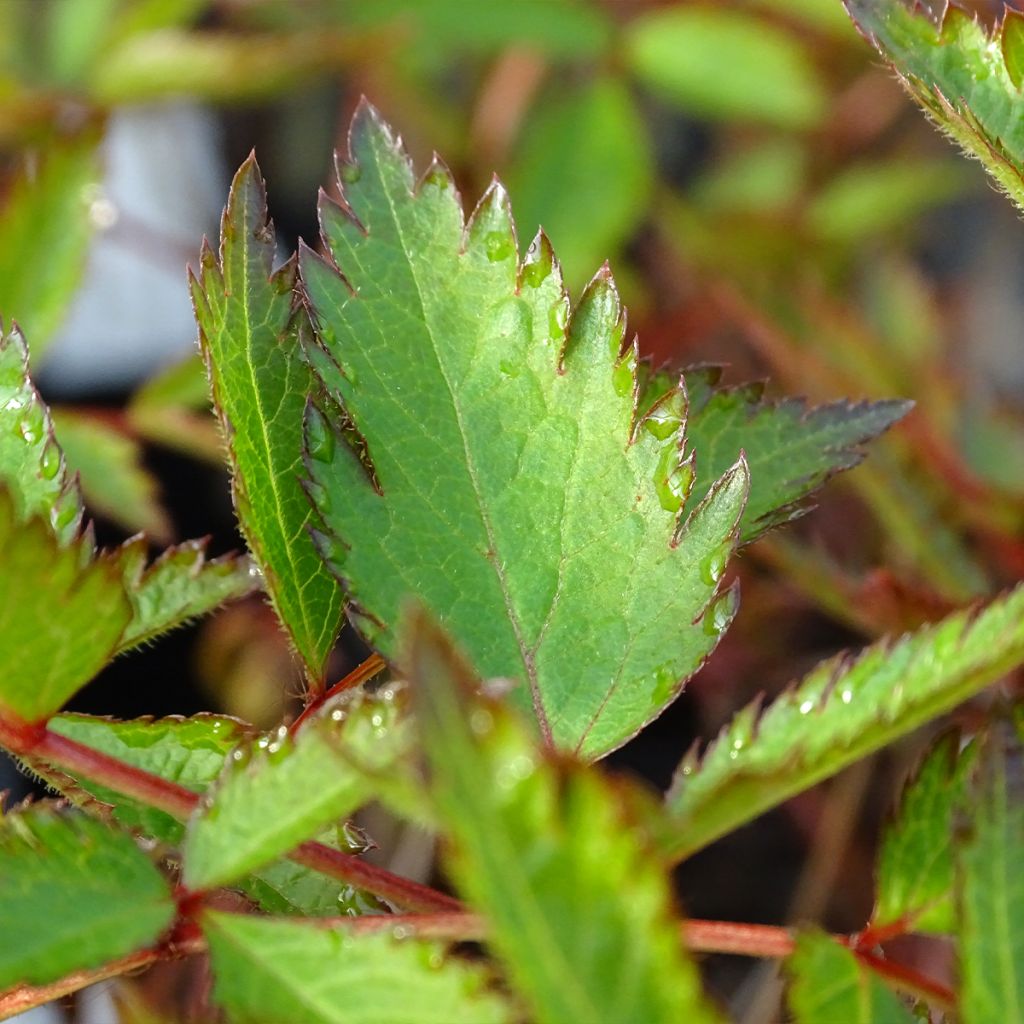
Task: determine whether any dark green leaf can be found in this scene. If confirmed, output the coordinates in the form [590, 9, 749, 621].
[204, 911, 512, 1024]
[302, 103, 748, 759]
[0, 803, 174, 989]
[407, 609, 721, 1024]
[190, 155, 343, 682]
[664, 584, 1024, 860]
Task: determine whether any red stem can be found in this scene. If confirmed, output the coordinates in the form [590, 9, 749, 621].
[854, 948, 956, 1011]
[289, 653, 387, 735]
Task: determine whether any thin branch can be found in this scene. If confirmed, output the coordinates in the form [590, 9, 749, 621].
[854, 948, 956, 1011]
[289, 653, 387, 735]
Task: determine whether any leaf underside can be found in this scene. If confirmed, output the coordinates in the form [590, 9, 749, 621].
[845, 0, 1024, 213]
[664, 583, 1024, 860]
[406, 610, 720, 1024]
[0, 803, 174, 990]
[190, 156, 343, 684]
[301, 101, 749, 759]
[203, 911, 512, 1024]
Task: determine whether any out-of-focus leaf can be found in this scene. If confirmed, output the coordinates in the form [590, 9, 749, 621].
[0, 493, 130, 723]
[626, 8, 826, 128]
[787, 930, 915, 1022]
[507, 77, 652, 287]
[184, 686, 408, 889]
[957, 722, 1024, 1022]
[691, 140, 807, 214]
[0, 803, 174, 990]
[749, 0, 859, 37]
[407, 609, 721, 1024]
[52, 408, 171, 543]
[114, 537, 260, 654]
[45, 0, 118, 86]
[204, 912, 513, 1024]
[845, 1, 1024, 213]
[0, 137, 100, 359]
[0, 323, 83, 543]
[301, 103, 748, 759]
[807, 159, 967, 243]
[127, 354, 222, 464]
[874, 732, 975, 934]
[664, 584, 1024, 860]
[190, 155, 343, 683]
[959, 403, 1024, 499]
[48, 711, 248, 843]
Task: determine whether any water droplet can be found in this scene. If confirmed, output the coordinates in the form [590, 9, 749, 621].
[484, 230, 514, 263]
[496, 754, 536, 790]
[644, 406, 681, 440]
[392, 924, 412, 940]
[39, 443, 61, 481]
[612, 350, 636, 398]
[3, 395, 25, 412]
[840, 688, 853, 705]
[50, 498, 78, 533]
[306, 410, 335, 464]
[16, 411, 42, 445]
[653, 446, 693, 514]
[522, 243, 552, 288]
[331, 708, 345, 722]
[469, 708, 493, 736]
[339, 162, 361, 185]
[424, 167, 450, 190]
[799, 699, 814, 715]
[699, 540, 732, 586]
[548, 301, 568, 341]
[702, 593, 733, 638]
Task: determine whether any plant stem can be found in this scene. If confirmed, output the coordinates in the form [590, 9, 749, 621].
[289, 653, 387, 735]
[854, 948, 956, 1011]
[0, 712, 457, 914]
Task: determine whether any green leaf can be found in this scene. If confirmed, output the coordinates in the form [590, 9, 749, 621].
[787, 930, 915, 1022]
[0, 803, 174, 989]
[47, 711, 249, 843]
[652, 367, 912, 543]
[873, 732, 975, 934]
[506, 77, 652, 288]
[663, 584, 1024, 860]
[845, 1, 1024, 213]
[0, 494, 131, 723]
[52, 408, 171, 543]
[0, 137, 99, 357]
[0, 323, 84, 544]
[114, 536, 261, 654]
[301, 103, 748, 759]
[406, 609, 721, 1024]
[203, 911, 512, 1024]
[957, 722, 1024, 1022]
[625, 7, 826, 128]
[190, 155, 343, 683]
[184, 685, 409, 889]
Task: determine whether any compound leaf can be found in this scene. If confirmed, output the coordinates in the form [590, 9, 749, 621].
[406, 609, 720, 1024]
[190, 155, 343, 684]
[957, 722, 1024, 1022]
[664, 584, 1024, 860]
[203, 911, 512, 1024]
[845, 0, 1024, 213]
[184, 685, 409, 889]
[873, 732, 975, 934]
[0, 803, 174, 990]
[787, 931, 915, 1023]
[301, 103, 748, 759]
[0, 494, 130, 723]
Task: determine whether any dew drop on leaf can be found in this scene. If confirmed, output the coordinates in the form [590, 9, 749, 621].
[699, 539, 732, 586]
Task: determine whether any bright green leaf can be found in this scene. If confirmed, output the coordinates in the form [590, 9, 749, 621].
[648, 367, 912, 543]
[691, 140, 808, 215]
[0, 803, 174, 990]
[406, 609, 721, 1024]
[0, 137, 99, 358]
[114, 536, 260, 654]
[47, 711, 249, 843]
[787, 930, 915, 1022]
[190, 155, 343, 683]
[664, 584, 1024, 860]
[0, 324, 84, 544]
[301, 103, 748, 759]
[845, 1, 1024, 213]
[625, 8, 826, 128]
[957, 722, 1024, 1022]
[204, 911, 512, 1024]
[0, 493, 130, 723]
[184, 685, 408, 889]
[507, 76, 652, 287]
[52, 407, 171, 543]
[873, 732, 975, 934]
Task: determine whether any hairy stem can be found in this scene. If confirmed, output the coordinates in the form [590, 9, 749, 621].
[289, 652, 387, 735]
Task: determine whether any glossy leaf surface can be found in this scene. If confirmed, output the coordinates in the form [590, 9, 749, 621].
[665, 584, 1024, 859]
[0, 804, 174, 989]
[184, 686, 408, 889]
[845, 1, 1024, 212]
[302, 104, 748, 758]
[407, 610, 720, 1024]
[191, 156, 343, 683]
[204, 911, 512, 1024]
[787, 931, 915, 1022]
[874, 732, 974, 933]
[958, 723, 1024, 1022]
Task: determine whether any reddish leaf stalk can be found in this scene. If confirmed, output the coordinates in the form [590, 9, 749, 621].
[289, 652, 387, 735]
[854, 948, 956, 1011]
